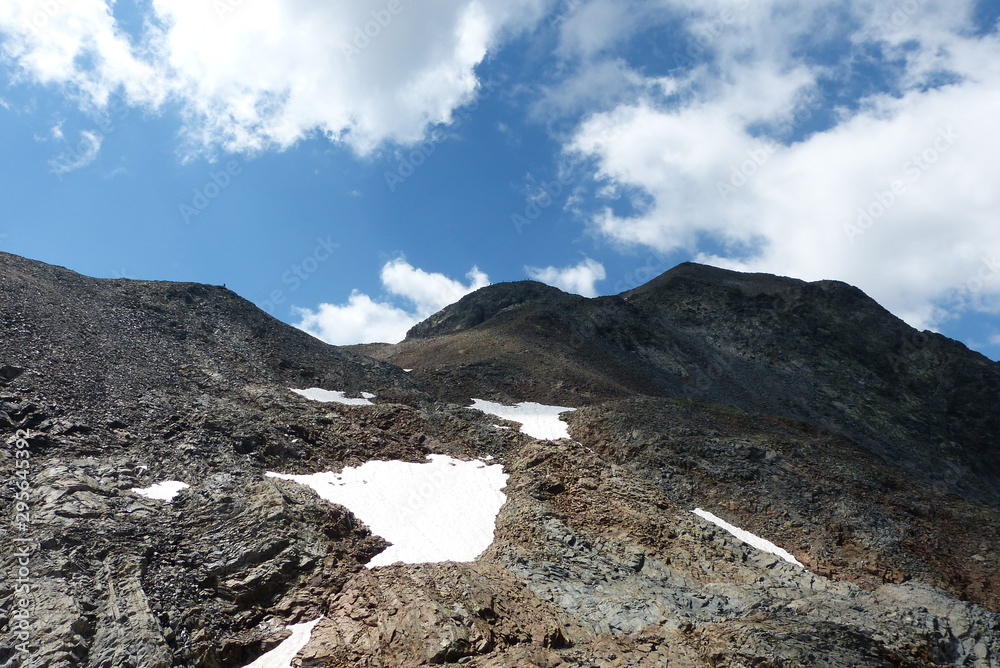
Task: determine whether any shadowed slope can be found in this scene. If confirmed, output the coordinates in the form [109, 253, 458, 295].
[0, 251, 409, 423]
[373, 262, 1000, 505]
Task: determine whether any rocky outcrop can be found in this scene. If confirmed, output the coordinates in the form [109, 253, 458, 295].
[479, 437, 1000, 667]
[89, 554, 173, 668]
[296, 563, 573, 667]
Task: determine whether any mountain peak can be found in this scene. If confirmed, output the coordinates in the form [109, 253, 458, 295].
[405, 280, 578, 339]
[622, 261, 807, 298]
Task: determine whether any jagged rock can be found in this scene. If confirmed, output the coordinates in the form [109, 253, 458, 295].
[298, 563, 576, 666]
[87, 554, 172, 668]
[0, 366, 24, 383]
[16, 582, 92, 667]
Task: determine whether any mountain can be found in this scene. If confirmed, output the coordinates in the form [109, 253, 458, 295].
[2, 252, 999, 668]
[377, 262, 1000, 505]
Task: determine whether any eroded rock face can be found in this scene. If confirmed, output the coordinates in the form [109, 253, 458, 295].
[2, 253, 999, 667]
[296, 563, 572, 667]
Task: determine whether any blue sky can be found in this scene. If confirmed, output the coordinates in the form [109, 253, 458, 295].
[1, 0, 999, 360]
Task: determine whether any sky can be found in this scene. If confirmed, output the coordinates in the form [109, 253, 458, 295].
[1, 0, 999, 360]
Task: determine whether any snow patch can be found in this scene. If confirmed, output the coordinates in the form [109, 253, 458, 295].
[267, 455, 507, 568]
[243, 617, 321, 668]
[469, 399, 576, 440]
[692, 508, 804, 568]
[290, 388, 376, 406]
[131, 481, 189, 502]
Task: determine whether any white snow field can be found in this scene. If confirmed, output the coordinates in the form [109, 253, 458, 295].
[289, 388, 376, 405]
[692, 508, 804, 567]
[267, 455, 508, 568]
[468, 399, 576, 440]
[130, 480, 189, 502]
[243, 617, 321, 668]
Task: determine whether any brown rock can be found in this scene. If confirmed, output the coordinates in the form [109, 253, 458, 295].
[298, 562, 571, 667]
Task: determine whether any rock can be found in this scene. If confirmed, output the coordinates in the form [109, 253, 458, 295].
[298, 563, 573, 667]
[0, 365, 24, 383]
[86, 554, 172, 668]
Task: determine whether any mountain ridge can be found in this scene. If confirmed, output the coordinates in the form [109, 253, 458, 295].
[376, 262, 1000, 507]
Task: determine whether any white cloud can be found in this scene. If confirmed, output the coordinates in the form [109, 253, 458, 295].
[381, 258, 490, 313]
[293, 292, 415, 346]
[529, 57, 668, 122]
[564, 0, 1000, 329]
[294, 259, 490, 345]
[0, 0, 549, 157]
[526, 257, 606, 297]
[554, 0, 646, 59]
[50, 129, 102, 174]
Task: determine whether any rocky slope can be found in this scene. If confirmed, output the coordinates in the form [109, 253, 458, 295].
[378, 263, 1000, 506]
[2, 252, 999, 667]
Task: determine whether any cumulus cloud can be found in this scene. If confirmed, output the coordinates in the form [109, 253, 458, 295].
[526, 257, 606, 297]
[294, 259, 490, 345]
[0, 0, 548, 157]
[0, 0, 168, 108]
[564, 0, 1000, 328]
